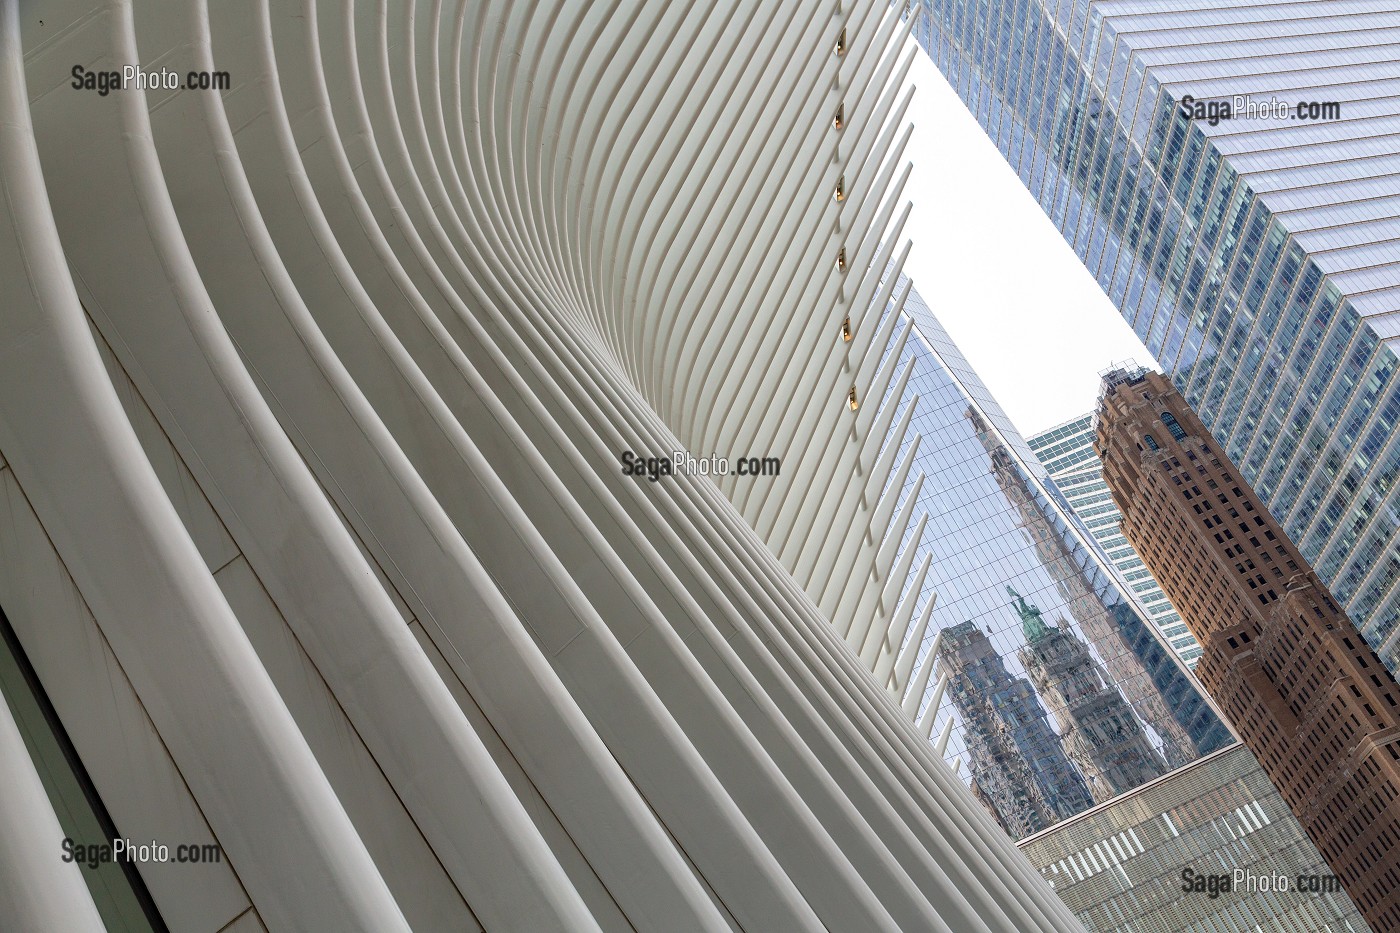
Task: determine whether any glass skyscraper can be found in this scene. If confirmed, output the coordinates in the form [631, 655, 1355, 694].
[875, 279, 1362, 919]
[877, 277, 1233, 836]
[1029, 412, 1203, 665]
[903, 0, 1400, 677]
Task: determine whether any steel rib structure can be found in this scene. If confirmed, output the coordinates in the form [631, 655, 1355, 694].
[0, 0, 1083, 930]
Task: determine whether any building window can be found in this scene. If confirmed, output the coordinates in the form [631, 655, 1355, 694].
[1160, 412, 1187, 441]
[1, 607, 165, 928]
[1143, 434, 1159, 450]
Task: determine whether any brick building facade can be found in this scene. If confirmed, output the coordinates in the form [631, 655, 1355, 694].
[1097, 368, 1400, 932]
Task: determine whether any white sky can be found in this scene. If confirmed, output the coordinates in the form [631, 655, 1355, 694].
[893, 47, 1157, 438]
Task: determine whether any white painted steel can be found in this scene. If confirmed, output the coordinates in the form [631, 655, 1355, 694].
[0, 0, 1087, 929]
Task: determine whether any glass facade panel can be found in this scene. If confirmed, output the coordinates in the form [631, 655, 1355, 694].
[876, 277, 1230, 838]
[901, 0, 1400, 677]
[1019, 745, 1368, 933]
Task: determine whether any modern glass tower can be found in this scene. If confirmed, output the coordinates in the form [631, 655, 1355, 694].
[875, 276, 1233, 837]
[875, 279, 1364, 928]
[1030, 413, 1203, 665]
[903, 0, 1400, 677]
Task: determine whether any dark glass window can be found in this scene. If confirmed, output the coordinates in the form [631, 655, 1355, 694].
[1, 608, 164, 931]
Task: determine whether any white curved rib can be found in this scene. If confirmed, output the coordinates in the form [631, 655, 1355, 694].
[0, 1, 1090, 930]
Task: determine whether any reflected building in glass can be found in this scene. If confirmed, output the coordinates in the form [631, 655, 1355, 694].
[901, 0, 1400, 678]
[1029, 414, 1203, 666]
[968, 408, 1203, 769]
[1011, 589, 1170, 802]
[877, 275, 1233, 837]
[937, 620, 1094, 837]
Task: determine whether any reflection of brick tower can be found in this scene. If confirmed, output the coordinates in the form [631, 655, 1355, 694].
[937, 622, 1093, 837]
[1011, 589, 1167, 803]
[966, 408, 1202, 767]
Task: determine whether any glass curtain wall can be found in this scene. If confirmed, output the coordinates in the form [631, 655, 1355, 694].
[875, 275, 1231, 837]
[899, 0, 1400, 677]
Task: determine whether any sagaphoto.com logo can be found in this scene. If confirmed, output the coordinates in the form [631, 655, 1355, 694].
[1178, 94, 1342, 126]
[71, 64, 230, 97]
[1181, 866, 1344, 899]
[61, 836, 222, 870]
[620, 450, 781, 483]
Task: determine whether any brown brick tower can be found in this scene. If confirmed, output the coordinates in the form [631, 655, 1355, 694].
[1096, 367, 1400, 932]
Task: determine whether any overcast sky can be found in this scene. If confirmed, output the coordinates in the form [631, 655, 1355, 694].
[894, 46, 1156, 438]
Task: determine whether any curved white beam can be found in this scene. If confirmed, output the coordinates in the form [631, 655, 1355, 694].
[0, 1, 1089, 930]
[0, 693, 104, 933]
